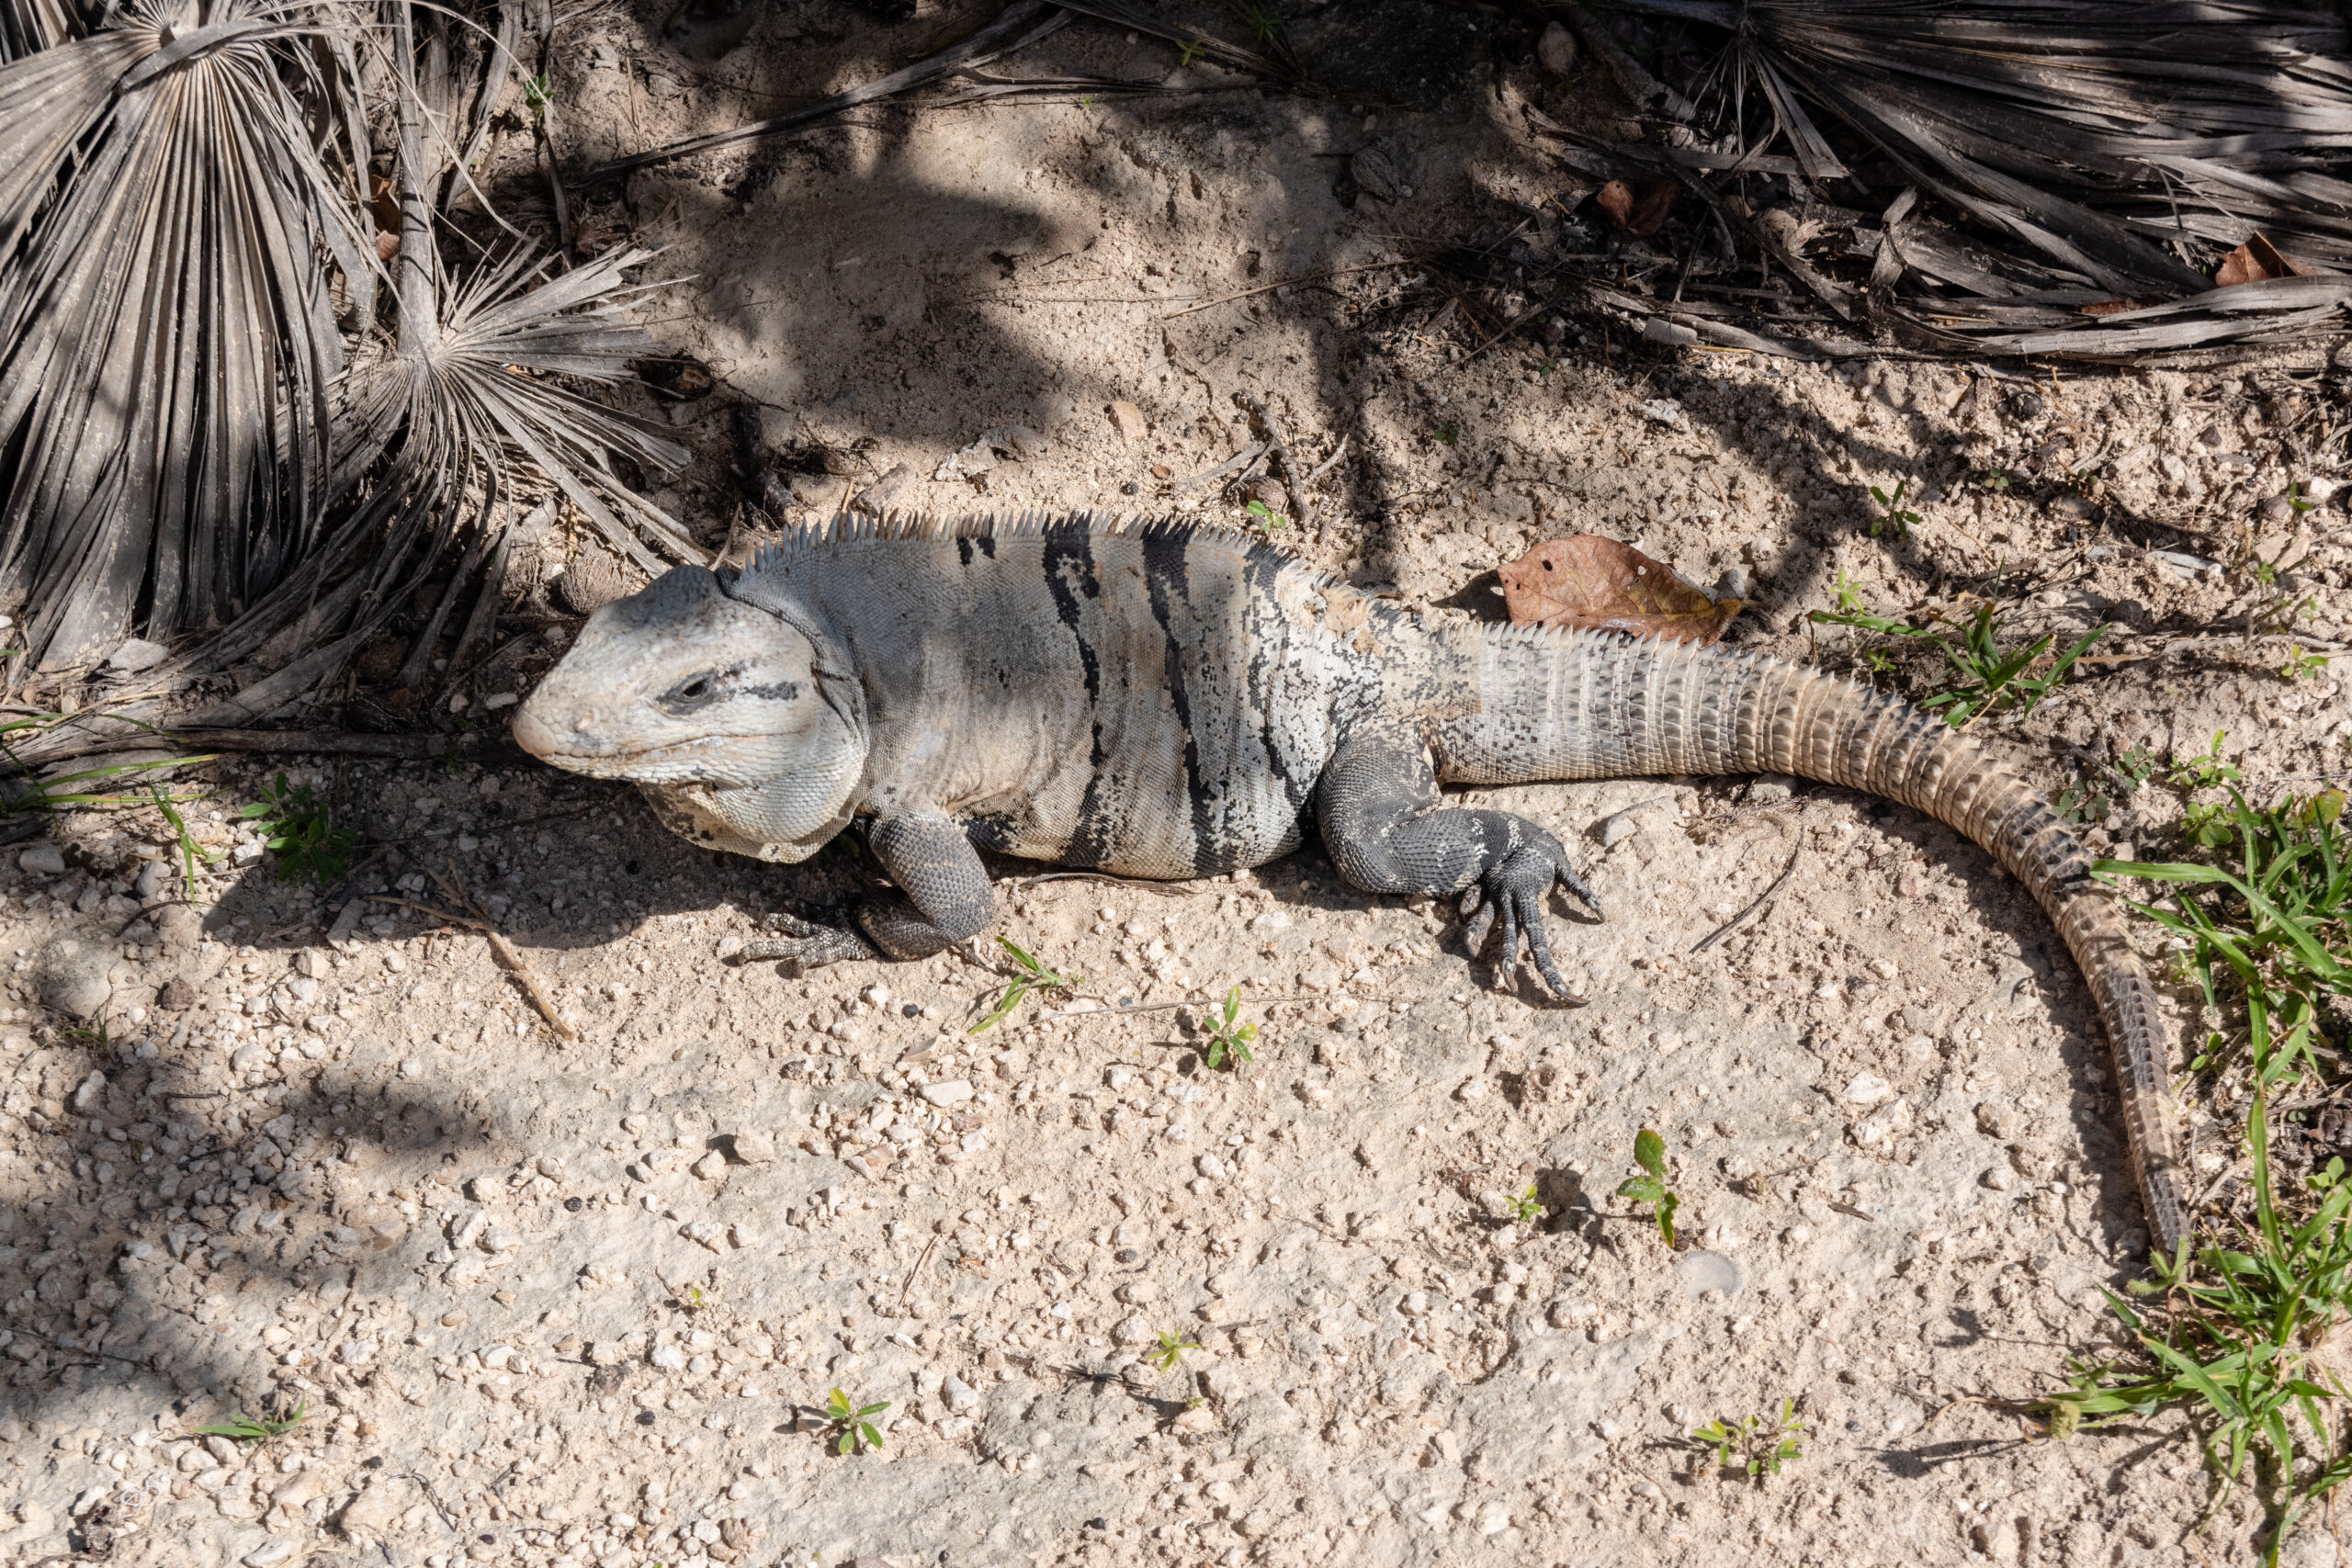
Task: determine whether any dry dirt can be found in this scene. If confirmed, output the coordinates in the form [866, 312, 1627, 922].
[6, 4, 2352, 1568]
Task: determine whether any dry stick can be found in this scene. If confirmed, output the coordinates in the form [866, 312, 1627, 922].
[589, 0, 1069, 178]
[367, 892, 578, 1042]
[1690, 836, 1804, 953]
[29, 728, 498, 765]
[1155, 260, 1417, 320]
[1301, 432, 1351, 493]
[1171, 441, 1268, 493]
[1238, 393, 1314, 532]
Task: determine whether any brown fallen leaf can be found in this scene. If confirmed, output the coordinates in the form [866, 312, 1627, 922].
[1593, 180, 1634, 230]
[1498, 536, 1742, 645]
[1625, 177, 1679, 236]
[2214, 231, 2319, 288]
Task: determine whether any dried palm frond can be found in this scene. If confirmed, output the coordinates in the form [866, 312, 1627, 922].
[0, 0, 692, 695]
[0, 0, 368, 672]
[1546, 0, 2352, 357]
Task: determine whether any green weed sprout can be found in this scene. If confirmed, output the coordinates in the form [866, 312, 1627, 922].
[241, 773, 357, 885]
[1202, 986, 1257, 1069]
[1616, 1129, 1679, 1247]
[824, 1388, 888, 1455]
[1694, 1398, 1804, 1478]
[190, 1403, 305, 1446]
[1807, 599, 2101, 729]
[1244, 498, 1289, 531]
[1508, 1183, 1544, 1224]
[1149, 1330, 1200, 1372]
[969, 937, 1080, 1033]
[1869, 478, 1920, 537]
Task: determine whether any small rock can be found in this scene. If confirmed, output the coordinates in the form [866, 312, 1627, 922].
[1111, 1314, 1155, 1346]
[1107, 400, 1148, 443]
[650, 1343, 689, 1371]
[921, 1079, 974, 1108]
[1351, 144, 1401, 203]
[1638, 398, 1689, 432]
[17, 843, 66, 876]
[155, 904, 205, 949]
[691, 1151, 728, 1181]
[1981, 1166, 2017, 1191]
[1195, 1154, 1228, 1180]
[1843, 1071, 1894, 1107]
[1536, 19, 1576, 73]
[727, 1128, 776, 1165]
[557, 552, 628, 615]
[1975, 1103, 2018, 1140]
[1852, 1098, 1915, 1148]
[715, 934, 744, 960]
[133, 860, 167, 900]
[1747, 773, 1797, 806]
[35, 936, 113, 1020]
[1674, 1248, 1742, 1298]
[854, 463, 917, 513]
[106, 638, 169, 673]
[1399, 1291, 1431, 1317]
[1454, 1078, 1489, 1104]
[242, 1540, 297, 1568]
[2048, 492, 2095, 522]
[1117, 1280, 1161, 1304]
[70, 1070, 106, 1114]
[941, 1373, 980, 1414]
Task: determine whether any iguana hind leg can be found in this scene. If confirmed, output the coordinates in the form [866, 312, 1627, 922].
[1317, 728, 1600, 995]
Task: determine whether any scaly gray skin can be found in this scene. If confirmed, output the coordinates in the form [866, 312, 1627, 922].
[512, 513, 2187, 1249]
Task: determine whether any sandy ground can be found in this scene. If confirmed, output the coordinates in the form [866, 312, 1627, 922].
[6, 3, 2352, 1566]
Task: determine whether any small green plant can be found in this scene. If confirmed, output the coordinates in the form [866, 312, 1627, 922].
[2281, 645, 2331, 682]
[1868, 478, 1920, 538]
[823, 1387, 888, 1455]
[1978, 466, 2013, 494]
[1176, 37, 1204, 66]
[2114, 745, 2160, 793]
[1149, 1330, 1200, 1372]
[241, 773, 357, 885]
[1434, 419, 1460, 446]
[1236, 1, 1283, 45]
[190, 1403, 305, 1446]
[1244, 498, 1289, 532]
[1828, 565, 1869, 615]
[2171, 730, 2244, 794]
[150, 786, 220, 897]
[1615, 1128, 1679, 1247]
[1200, 985, 1258, 1069]
[523, 73, 552, 124]
[1533, 355, 1560, 381]
[1807, 599, 2101, 729]
[968, 937, 1080, 1033]
[1507, 1183, 1544, 1224]
[1693, 1398, 1805, 1479]
[2055, 779, 2109, 825]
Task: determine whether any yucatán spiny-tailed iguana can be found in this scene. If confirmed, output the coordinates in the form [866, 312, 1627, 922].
[511, 513, 2186, 1248]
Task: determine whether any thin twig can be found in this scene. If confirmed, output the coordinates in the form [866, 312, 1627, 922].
[1301, 433, 1351, 492]
[365, 891, 577, 1041]
[1170, 442, 1267, 494]
[1155, 260, 1417, 320]
[899, 1234, 940, 1311]
[1690, 836, 1804, 953]
[1238, 392, 1314, 532]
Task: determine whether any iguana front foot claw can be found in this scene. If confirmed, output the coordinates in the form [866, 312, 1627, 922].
[738, 911, 875, 972]
[1459, 842, 1600, 998]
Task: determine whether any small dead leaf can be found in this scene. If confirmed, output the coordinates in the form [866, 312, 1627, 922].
[1498, 536, 1742, 645]
[1594, 180, 1634, 230]
[2215, 231, 2319, 288]
[1108, 400, 1148, 443]
[1626, 178, 1679, 236]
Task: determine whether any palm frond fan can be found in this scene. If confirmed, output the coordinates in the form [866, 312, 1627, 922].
[0, 0, 691, 696]
[1547, 1, 2352, 357]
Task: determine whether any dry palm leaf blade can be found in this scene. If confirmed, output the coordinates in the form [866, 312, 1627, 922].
[1550, 1, 2352, 358]
[1498, 536, 1743, 645]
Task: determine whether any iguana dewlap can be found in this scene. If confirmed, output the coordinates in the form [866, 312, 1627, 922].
[512, 514, 2185, 1247]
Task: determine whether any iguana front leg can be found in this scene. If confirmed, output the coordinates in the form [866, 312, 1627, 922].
[1316, 728, 1600, 995]
[740, 807, 994, 966]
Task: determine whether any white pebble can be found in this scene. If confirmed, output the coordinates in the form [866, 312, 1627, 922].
[921, 1079, 975, 1108]
[1843, 1072, 1894, 1106]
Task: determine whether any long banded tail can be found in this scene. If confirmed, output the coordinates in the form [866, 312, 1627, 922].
[1434, 625, 2186, 1250]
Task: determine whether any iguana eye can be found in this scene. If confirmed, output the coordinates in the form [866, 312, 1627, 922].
[659, 671, 727, 714]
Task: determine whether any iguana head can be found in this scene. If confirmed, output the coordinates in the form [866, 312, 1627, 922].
[514, 565, 864, 801]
